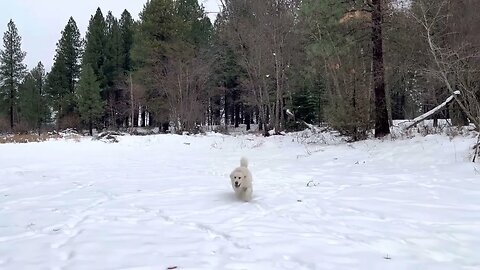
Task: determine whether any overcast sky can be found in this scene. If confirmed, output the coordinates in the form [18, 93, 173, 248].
[0, 0, 221, 71]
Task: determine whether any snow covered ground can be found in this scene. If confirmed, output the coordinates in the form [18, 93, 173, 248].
[1, 131, 479, 269]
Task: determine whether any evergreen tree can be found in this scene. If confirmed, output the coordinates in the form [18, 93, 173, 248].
[119, 10, 134, 72]
[103, 11, 126, 128]
[0, 19, 27, 130]
[83, 8, 107, 87]
[132, 0, 213, 131]
[46, 17, 82, 123]
[371, 0, 390, 137]
[18, 62, 49, 133]
[300, 0, 374, 140]
[46, 59, 69, 121]
[76, 64, 104, 135]
[131, 0, 178, 127]
[177, 0, 212, 49]
[210, 16, 244, 128]
[133, 0, 177, 66]
[291, 74, 324, 126]
[104, 11, 123, 86]
[61, 17, 82, 95]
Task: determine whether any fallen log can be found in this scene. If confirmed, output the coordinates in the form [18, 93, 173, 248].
[406, 91, 460, 129]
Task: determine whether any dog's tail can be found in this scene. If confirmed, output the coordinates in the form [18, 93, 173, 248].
[240, 157, 248, 168]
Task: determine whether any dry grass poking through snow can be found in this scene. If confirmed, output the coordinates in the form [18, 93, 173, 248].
[0, 132, 83, 144]
[0, 134, 60, 144]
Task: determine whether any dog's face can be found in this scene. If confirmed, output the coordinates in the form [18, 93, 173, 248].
[230, 170, 247, 189]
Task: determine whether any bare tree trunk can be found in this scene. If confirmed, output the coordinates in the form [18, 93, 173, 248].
[141, 106, 146, 127]
[224, 91, 229, 127]
[129, 72, 134, 130]
[386, 85, 393, 127]
[263, 105, 270, 136]
[372, 0, 390, 138]
[245, 106, 251, 131]
[148, 110, 154, 127]
[10, 83, 14, 130]
[274, 48, 281, 133]
[230, 102, 235, 125]
[450, 102, 469, 126]
[207, 99, 212, 127]
[134, 107, 139, 127]
[258, 108, 263, 132]
[234, 102, 240, 128]
[89, 120, 93, 136]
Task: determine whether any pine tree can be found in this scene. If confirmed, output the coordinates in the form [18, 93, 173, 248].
[83, 8, 107, 87]
[371, 0, 390, 137]
[46, 17, 82, 123]
[104, 11, 123, 86]
[292, 76, 324, 126]
[131, 0, 178, 127]
[119, 10, 134, 72]
[77, 64, 104, 136]
[46, 60, 69, 120]
[61, 17, 82, 95]
[133, 0, 178, 66]
[118, 10, 136, 128]
[177, 0, 212, 49]
[300, 0, 375, 140]
[0, 19, 27, 130]
[210, 22, 244, 128]
[133, 0, 213, 131]
[18, 62, 49, 133]
[103, 11, 126, 128]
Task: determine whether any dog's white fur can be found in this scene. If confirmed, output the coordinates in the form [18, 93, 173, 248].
[230, 157, 253, 202]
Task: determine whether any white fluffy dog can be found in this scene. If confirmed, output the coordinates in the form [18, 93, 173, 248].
[230, 157, 253, 202]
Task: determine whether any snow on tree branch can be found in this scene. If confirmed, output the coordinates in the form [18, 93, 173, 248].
[406, 91, 460, 130]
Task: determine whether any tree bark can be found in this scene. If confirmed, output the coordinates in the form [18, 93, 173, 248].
[372, 0, 390, 137]
[89, 120, 93, 136]
[234, 102, 240, 128]
[148, 111, 154, 128]
[450, 101, 469, 126]
[274, 51, 281, 133]
[141, 106, 146, 127]
[10, 87, 14, 130]
[245, 106, 251, 131]
[133, 107, 139, 127]
[224, 91, 229, 126]
[129, 72, 135, 129]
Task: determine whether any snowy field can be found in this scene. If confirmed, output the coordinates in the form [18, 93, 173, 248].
[1, 131, 479, 270]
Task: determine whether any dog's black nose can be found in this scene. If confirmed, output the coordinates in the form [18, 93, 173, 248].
[235, 181, 239, 185]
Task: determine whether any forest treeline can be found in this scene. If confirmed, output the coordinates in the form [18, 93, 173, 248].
[0, 0, 479, 139]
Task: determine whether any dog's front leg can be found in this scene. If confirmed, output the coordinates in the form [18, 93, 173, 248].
[242, 187, 252, 202]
